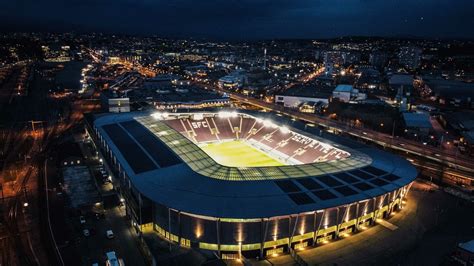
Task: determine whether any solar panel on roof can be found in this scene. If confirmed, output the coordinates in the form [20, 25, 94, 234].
[315, 175, 343, 187]
[274, 180, 301, 193]
[287, 193, 315, 205]
[334, 186, 358, 196]
[349, 170, 374, 180]
[383, 174, 401, 181]
[370, 178, 388, 186]
[295, 178, 323, 190]
[362, 166, 388, 176]
[353, 182, 374, 191]
[333, 172, 359, 183]
[311, 189, 337, 200]
[102, 124, 157, 174]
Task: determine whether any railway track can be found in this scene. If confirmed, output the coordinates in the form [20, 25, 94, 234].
[2, 167, 35, 266]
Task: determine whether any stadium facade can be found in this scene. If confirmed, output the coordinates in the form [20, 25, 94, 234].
[87, 111, 417, 259]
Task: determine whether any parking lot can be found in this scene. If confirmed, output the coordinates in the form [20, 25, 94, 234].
[74, 205, 145, 266]
[49, 137, 146, 266]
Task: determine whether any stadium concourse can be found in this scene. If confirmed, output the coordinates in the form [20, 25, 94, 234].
[87, 110, 417, 260]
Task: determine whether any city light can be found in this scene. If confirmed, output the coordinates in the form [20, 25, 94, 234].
[263, 119, 276, 128]
[280, 126, 290, 134]
[218, 111, 237, 118]
[151, 112, 169, 119]
[2, 23, 471, 264]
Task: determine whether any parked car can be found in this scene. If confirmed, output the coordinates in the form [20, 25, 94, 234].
[106, 230, 114, 239]
[80, 216, 86, 224]
[83, 229, 90, 237]
[105, 251, 124, 266]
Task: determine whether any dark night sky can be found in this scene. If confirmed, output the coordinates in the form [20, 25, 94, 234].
[1, 0, 473, 39]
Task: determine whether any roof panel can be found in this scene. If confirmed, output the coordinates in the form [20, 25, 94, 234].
[370, 178, 389, 186]
[333, 172, 359, 183]
[362, 166, 387, 176]
[311, 189, 338, 200]
[353, 182, 375, 191]
[315, 175, 343, 187]
[120, 120, 182, 168]
[102, 124, 157, 174]
[274, 180, 301, 193]
[295, 178, 323, 190]
[334, 186, 358, 196]
[287, 193, 315, 205]
[349, 169, 374, 180]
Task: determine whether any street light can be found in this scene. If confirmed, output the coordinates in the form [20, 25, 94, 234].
[23, 202, 29, 207]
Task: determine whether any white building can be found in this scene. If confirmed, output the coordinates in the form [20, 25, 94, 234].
[332, 85, 366, 103]
[275, 85, 332, 110]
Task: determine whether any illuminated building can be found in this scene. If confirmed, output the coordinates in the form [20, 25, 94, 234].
[88, 111, 417, 259]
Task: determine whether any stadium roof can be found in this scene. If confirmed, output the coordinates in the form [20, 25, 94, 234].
[94, 111, 417, 219]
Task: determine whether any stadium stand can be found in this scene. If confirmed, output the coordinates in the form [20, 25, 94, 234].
[163, 114, 350, 164]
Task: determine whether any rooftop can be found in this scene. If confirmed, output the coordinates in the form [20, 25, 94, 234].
[93, 111, 417, 218]
[402, 112, 432, 129]
[334, 84, 354, 93]
[277, 84, 333, 99]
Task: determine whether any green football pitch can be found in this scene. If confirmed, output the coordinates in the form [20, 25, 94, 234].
[200, 140, 284, 167]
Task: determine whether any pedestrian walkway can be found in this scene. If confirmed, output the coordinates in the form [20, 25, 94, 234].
[377, 219, 399, 231]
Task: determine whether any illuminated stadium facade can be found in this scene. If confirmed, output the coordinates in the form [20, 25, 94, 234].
[89, 111, 417, 259]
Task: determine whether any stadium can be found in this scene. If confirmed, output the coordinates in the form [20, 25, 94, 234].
[88, 110, 417, 259]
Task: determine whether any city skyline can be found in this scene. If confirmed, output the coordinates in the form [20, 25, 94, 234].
[1, 0, 474, 40]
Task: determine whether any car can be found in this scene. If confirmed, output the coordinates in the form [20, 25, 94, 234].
[83, 229, 90, 237]
[80, 216, 86, 224]
[106, 230, 114, 239]
[105, 251, 124, 266]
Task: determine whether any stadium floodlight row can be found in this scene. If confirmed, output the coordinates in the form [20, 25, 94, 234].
[88, 110, 417, 259]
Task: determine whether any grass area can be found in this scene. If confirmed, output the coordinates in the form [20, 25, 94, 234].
[200, 140, 284, 167]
